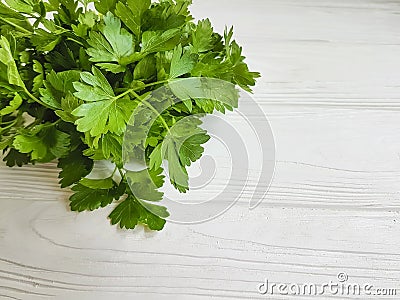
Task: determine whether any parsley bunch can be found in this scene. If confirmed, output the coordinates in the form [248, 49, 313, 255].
[0, 0, 260, 230]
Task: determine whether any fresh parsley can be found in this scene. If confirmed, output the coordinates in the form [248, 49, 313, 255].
[0, 0, 260, 230]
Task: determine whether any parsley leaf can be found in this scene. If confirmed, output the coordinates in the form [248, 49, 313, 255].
[109, 196, 166, 230]
[3, 148, 30, 167]
[133, 54, 156, 80]
[162, 116, 209, 192]
[70, 180, 117, 211]
[0, 93, 22, 115]
[87, 12, 136, 73]
[191, 19, 214, 53]
[58, 147, 94, 188]
[0, 36, 25, 88]
[13, 125, 70, 161]
[126, 168, 164, 202]
[169, 44, 196, 79]
[72, 66, 136, 137]
[40, 70, 81, 109]
[115, 0, 150, 37]
[141, 28, 180, 53]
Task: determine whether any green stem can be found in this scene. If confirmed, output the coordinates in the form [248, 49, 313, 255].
[0, 120, 16, 125]
[44, 119, 61, 127]
[0, 16, 32, 34]
[22, 12, 38, 18]
[141, 80, 169, 88]
[114, 88, 134, 101]
[0, 120, 17, 131]
[129, 90, 170, 132]
[26, 118, 61, 130]
[114, 80, 169, 94]
[65, 37, 85, 47]
[23, 87, 52, 109]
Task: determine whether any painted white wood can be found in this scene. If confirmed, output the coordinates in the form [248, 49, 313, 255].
[1, 0, 400, 298]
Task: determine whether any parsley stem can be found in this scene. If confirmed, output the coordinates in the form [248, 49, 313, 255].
[114, 81, 169, 94]
[66, 37, 85, 47]
[23, 87, 53, 109]
[0, 120, 17, 131]
[129, 90, 170, 132]
[0, 16, 32, 34]
[115, 80, 170, 96]
[141, 80, 169, 88]
[0, 120, 16, 125]
[114, 88, 134, 100]
[44, 119, 61, 127]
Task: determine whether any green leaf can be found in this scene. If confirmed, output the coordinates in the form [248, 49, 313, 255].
[3, 148, 30, 167]
[143, 0, 190, 31]
[137, 199, 169, 219]
[86, 12, 135, 72]
[32, 60, 43, 92]
[162, 116, 209, 192]
[70, 182, 117, 212]
[149, 143, 162, 170]
[40, 70, 81, 109]
[4, 0, 36, 14]
[13, 126, 70, 161]
[101, 133, 123, 166]
[141, 28, 180, 53]
[58, 147, 94, 188]
[74, 67, 114, 101]
[13, 134, 47, 160]
[80, 177, 115, 189]
[144, 210, 167, 230]
[115, 0, 150, 37]
[191, 19, 213, 53]
[0, 135, 14, 150]
[55, 93, 82, 123]
[179, 133, 210, 166]
[126, 168, 164, 202]
[0, 36, 25, 88]
[109, 196, 140, 229]
[232, 62, 261, 92]
[162, 136, 188, 193]
[109, 196, 166, 230]
[225, 37, 260, 92]
[94, 0, 117, 14]
[72, 67, 136, 137]
[42, 126, 71, 158]
[31, 29, 62, 52]
[95, 63, 126, 74]
[133, 54, 156, 80]
[73, 67, 115, 102]
[73, 96, 132, 136]
[169, 44, 196, 79]
[0, 2, 33, 33]
[191, 55, 233, 81]
[0, 93, 22, 115]
[169, 77, 239, 113]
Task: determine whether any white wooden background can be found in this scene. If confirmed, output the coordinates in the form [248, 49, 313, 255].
[1, 0, 400, 299]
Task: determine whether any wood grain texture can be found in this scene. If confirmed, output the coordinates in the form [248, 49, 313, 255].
[1, 0, 400, 299]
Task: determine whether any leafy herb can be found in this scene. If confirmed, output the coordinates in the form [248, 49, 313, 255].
[0, 0, 260, 230]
